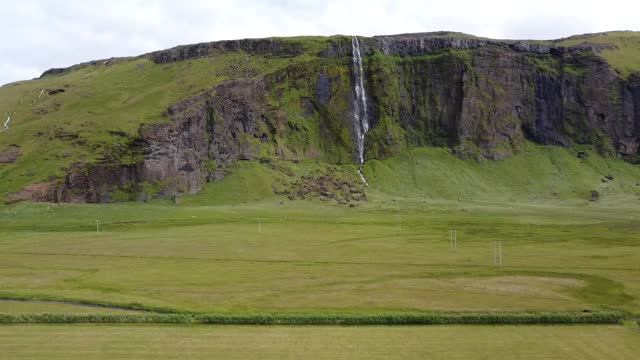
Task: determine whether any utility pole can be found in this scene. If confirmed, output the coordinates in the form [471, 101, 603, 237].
[450, 230, 457, 250]
[96, 220, 100, 234]
[258, 218, 262, 234]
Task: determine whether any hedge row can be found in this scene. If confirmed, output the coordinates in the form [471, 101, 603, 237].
[195, 312, 625, 325]
[0, 311, 625, 325]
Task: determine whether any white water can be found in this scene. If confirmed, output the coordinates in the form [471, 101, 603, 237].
[351, 36, 370, 186]
[0, 113, 10, 133]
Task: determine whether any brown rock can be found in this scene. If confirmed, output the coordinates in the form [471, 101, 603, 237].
[0, 145, 20, 163]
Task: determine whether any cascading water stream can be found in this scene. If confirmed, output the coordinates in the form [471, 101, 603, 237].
[351, 36, 369, 186]
[0, 113, 11, 133]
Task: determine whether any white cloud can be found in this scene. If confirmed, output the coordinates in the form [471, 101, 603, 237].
[0, 0, 638, 85]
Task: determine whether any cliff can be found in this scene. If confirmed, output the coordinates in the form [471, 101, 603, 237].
[2, 31, 640, 202]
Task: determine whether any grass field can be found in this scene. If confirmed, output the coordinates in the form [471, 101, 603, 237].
[1, 188, 639, 314]
[0, 300, 139, 314]
[0, 324, 638, 359]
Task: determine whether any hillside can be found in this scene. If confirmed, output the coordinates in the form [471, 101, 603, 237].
[1, 31, 639, 203]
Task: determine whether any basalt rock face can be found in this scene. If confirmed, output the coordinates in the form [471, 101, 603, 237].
[21, 84, 263, 202]
[145, 38, 308, 64]
[133, 77, 277, 194]
[361, 39, 639, 161]
[26, 33, 640, 202]
[622, 73, 640, 158]
[308, 34, 639, 161]
[320, 32, 614, 59]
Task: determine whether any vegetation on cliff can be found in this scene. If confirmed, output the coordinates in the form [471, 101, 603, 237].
[1, 31, 639, 203]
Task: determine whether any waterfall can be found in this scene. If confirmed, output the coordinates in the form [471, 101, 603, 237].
[351, 36, 369, 186]
[0, 113, 10, 133]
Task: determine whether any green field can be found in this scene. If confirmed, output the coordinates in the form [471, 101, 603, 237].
[1, 177, 639, 314]
[0, 300, 138, 314]
[1, 324, 638, 359]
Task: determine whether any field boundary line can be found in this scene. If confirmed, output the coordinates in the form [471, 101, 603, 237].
[0, 311, 627, 325]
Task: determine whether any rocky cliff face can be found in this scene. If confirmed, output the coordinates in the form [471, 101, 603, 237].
[25, 32, 640, 202]
[356, 35, 639, 161]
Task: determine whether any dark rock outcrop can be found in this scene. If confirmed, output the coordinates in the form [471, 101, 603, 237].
[0, 145, 20, 163]
[145, 38, 309, 64]
[364, 42, 639, 160]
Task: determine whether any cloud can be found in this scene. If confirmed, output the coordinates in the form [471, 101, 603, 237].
[1, 0, 638, 85]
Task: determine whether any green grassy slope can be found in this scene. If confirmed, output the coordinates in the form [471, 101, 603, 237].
[0, 42, 329, 197]
[555, 31, 640, 77]
[162, 141, 640, 205]
[364, 144, 640, 202]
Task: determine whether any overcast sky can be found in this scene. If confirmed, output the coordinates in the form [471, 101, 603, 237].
[1, 0, 638, 85]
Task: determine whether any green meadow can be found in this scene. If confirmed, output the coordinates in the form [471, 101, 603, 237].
[0, 324, 638, 359]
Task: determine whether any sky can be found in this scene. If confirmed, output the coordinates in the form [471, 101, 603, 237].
[1, 0, 638, 85]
